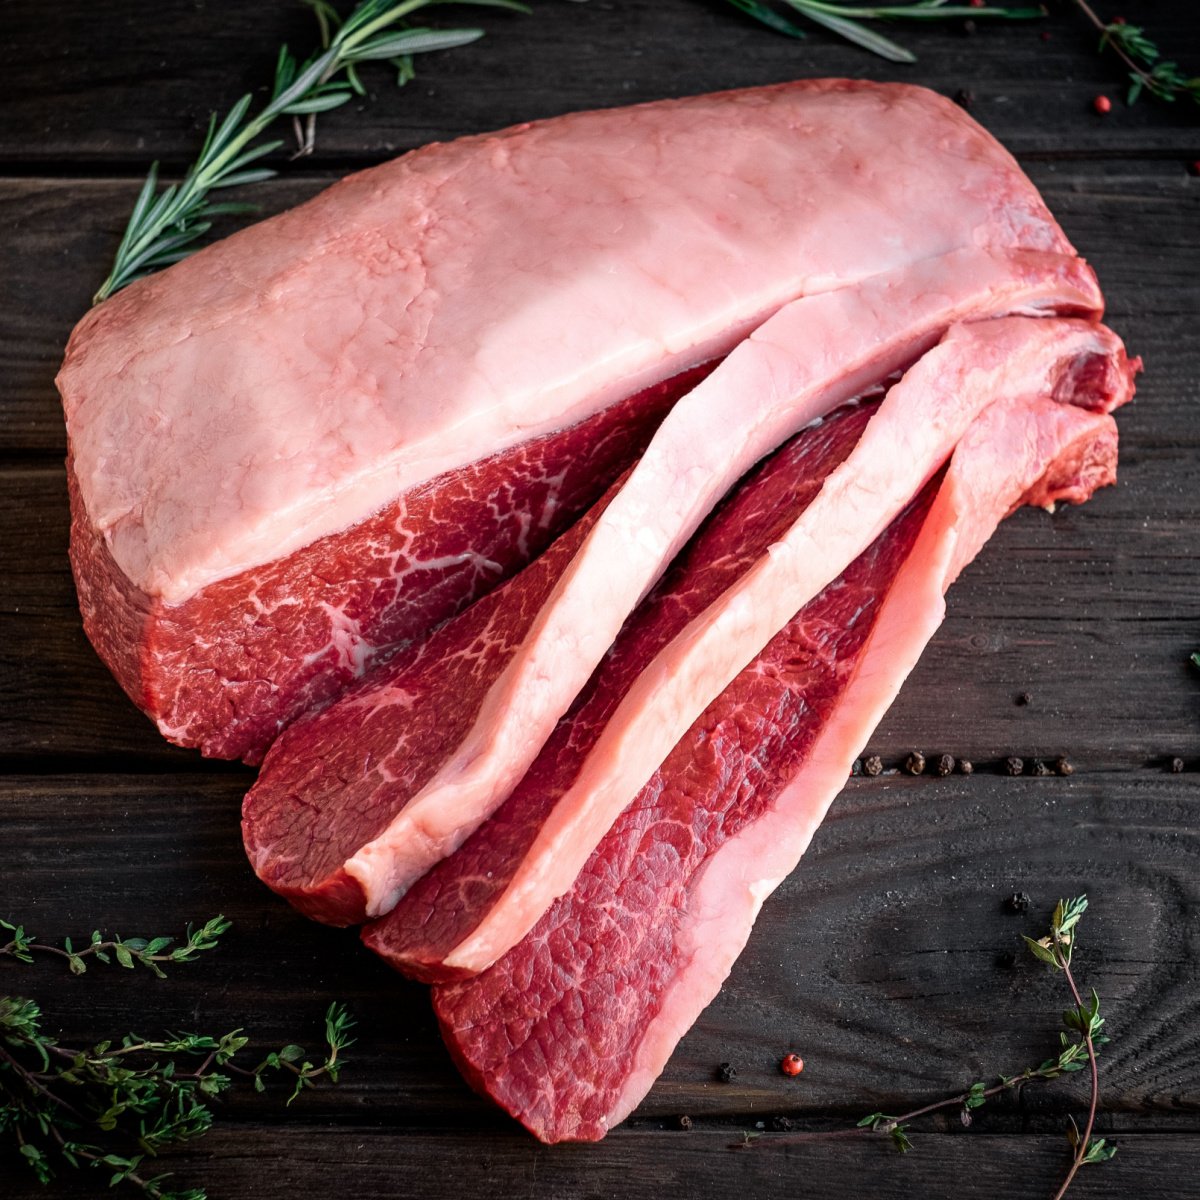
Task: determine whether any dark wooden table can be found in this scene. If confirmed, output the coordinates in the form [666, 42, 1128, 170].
[2, 2, 1198, 1197]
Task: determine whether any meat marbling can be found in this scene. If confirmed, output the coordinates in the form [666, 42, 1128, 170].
[68, 374, 699, 761]
[242, 470, 632, 923]
[431, 389, 1124, 1143]
[361, 315, 1134, 981]
[62, 80, 1088, 760]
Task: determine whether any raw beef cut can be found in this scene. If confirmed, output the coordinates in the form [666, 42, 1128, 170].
[242, 470, 632, 924]
[362, 315, 1134, 982]
[432, 391, 1124, 1143]
[243, 259, 1102, 926]
[245, 398, 872, 923]
[61, 80, 1089, 761]
[68, 373, 698, 761]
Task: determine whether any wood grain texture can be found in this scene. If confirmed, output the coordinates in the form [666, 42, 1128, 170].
[2, 770, 1199, 1198]
[1, 0, 1199, 164]
[9, 1130, 1200, 1200]
[2, 1, 1199, 1197]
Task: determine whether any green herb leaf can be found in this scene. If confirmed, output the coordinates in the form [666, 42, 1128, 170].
[725, 0, 808, 38]
[836, 895, 1112, 1199]
[94, 0, 528, 303]
[725, 0, 1040, 62]
[1023, 934, 1060, 968]
[2, 932, 351, 1200]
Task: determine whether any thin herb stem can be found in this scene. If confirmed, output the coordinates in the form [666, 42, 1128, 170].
[1, 915, 230, 977]
[733, 1060, 1072, 1149]
[727, 0, 1042, 64]
[1067, 0, 1200, 105]
[1070, 0, 1137, 72]
[734, 895, 1115, 1198]
[0, 1041, 89, 1124]
[3, 983, 354, 1200]
[92, 0, 529, 303]
[1051, 951, 1101, 1200]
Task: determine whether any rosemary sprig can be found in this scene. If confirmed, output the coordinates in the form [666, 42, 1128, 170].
[1070, 2, 1200, 106]
[725, 0, 1044, 64]
[737, 896, 1115, 1197]
[1, 914, 354, 1200]
[1, 916, 230, 979]
[93, 0, 529, 305]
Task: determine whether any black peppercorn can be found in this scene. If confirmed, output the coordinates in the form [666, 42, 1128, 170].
[959, 759, 974, 776]
[864, 755, 884, 777]
[1006, 892, 1031, 914]
[718, 1062, 737, 1083]
[1005, 756, 1024, 776]
[937, 754, 955, 777]
[905, 750, 926, 776]
[1056, 757, 1074, 777]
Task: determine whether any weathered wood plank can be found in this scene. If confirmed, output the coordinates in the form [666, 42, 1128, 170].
[7, 1129, 1200, 1200]
[5, 164, 1197, 454]
[4, 5, 1198, 1192]
[1, 0, 1198, 167]
[3, 427, 1196, 766]
[2, 771, 1197, 1131]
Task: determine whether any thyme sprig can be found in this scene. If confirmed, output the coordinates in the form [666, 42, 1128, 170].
[737, 896, 1115, 1197]
[1069, 2, 1200, 106]
[2, 995, 354, 1199]
[1, 916, 230, 979]
[725, 1, 1044, 64]
[92, 0, 528, 305]
[1025, 896, 1116, 1197]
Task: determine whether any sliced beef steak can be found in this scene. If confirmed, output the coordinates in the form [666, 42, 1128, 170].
[432, 393, 1123, 1143]
[61, 81, 1090, 760]
[363, 316, 1134, 981]
[244, 260, 1102, 925]
[71, 371, 698, 762]
[244, 404, 872, 923]
[242, 471, 632, 924]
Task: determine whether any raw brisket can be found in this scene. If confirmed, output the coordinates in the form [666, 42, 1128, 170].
[61, 80, 1086, 760]
[432, 392, 1124, 1143]
[363, 316, 1134, 982]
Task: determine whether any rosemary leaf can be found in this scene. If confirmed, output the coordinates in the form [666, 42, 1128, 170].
[789, 6, 917, 64]
[725, 0, 808, 39]
[93, 0, 527, 304]
[727, 0, 1042, 61]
